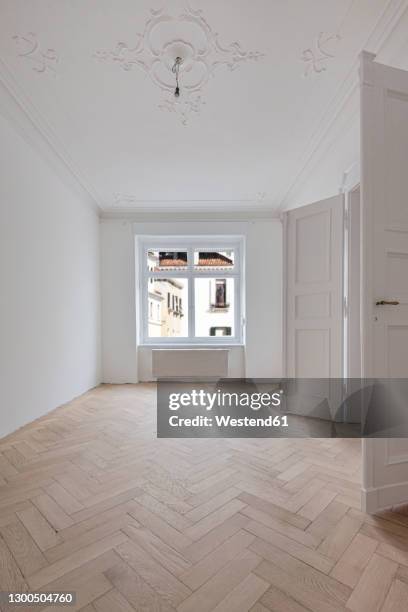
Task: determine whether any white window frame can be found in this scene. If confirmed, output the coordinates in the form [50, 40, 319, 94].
[138, 235, 245, 346]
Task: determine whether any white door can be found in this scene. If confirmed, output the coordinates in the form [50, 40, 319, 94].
[285, 195, 344, 421]
[361, 51, 408, 512]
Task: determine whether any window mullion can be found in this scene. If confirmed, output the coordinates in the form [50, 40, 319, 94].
[188, 246, 194, 340]
[142, 244, 147, 346]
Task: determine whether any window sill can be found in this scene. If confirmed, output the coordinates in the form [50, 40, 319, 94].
[138, 343, 245, 349]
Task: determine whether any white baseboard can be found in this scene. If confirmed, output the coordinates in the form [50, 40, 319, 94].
[362, 480, 408, 513]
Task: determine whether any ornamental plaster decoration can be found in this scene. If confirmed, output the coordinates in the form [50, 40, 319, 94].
[256, 191, 267, 203]
[300, 0, 355, 77]
[13, 33, 58, 75]
[94, 1, 264, 125]
[301, 31, 340, 76]
[114, 193, 138, 207]
[113, 191, 270, 209]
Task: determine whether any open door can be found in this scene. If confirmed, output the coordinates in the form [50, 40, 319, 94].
[285, 195, 344, 421]
[361, 52, 408, 512]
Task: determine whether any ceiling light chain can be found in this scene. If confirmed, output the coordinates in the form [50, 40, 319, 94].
[172, 56, 182, 98]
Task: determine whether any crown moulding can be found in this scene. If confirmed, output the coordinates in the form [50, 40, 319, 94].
[113, 190, 270, 209]
[94, 1, 265, 125]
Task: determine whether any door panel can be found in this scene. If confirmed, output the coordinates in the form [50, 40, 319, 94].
[295, 329, 330, 378]
[286, 195, 344, 378]
[285, 195, 344, 419]
[361, 52, 408, 512]
[295, 292, 330, 319]
[295, 210, 331, 283]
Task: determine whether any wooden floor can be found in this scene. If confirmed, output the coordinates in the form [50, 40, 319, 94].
[1, 385, 408, 611]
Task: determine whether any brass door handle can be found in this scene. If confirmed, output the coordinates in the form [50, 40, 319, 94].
[376, 300, 400, 306]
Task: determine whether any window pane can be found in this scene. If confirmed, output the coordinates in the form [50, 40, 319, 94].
[194, 250, 234, 271]
[147, 250, 188, 272]
[194, 278, 235, 337]
[148, 278, 188, 338]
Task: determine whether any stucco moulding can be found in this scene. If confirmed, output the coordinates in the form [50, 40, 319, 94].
[94, 1, 265, 125]
[13, 32, 59, 75]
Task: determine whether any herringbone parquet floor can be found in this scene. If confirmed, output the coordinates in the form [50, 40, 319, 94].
[1, 384, 408, 611]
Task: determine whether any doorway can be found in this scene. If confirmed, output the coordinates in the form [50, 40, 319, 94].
[344, 185, 361, 380]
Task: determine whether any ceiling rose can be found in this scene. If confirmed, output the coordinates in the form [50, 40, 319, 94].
[94, 1, 264, 125]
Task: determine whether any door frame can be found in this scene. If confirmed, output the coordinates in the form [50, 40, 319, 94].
[341, 164, 361, 380]
[282, 169, 366, 493]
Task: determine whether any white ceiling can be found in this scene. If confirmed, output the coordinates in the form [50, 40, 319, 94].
[0, 0, 406, 213]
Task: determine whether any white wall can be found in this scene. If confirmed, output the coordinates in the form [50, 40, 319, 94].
[0, 112, 101, 438]
[100, 218, 282, 382]
[245, 221, 282, 378]
[100, 220, 138, 383]
[283, 108, 359, 212]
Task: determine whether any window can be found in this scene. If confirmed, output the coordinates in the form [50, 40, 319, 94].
[214, 279, 227, 308]
[139, 237, 244, 344]
[210, 326, 232, 336]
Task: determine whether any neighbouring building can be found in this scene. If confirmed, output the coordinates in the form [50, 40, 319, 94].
[147, 250, 234, 338]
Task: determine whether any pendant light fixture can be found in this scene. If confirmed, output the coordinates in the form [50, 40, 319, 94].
[172, 56, 183, 98]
